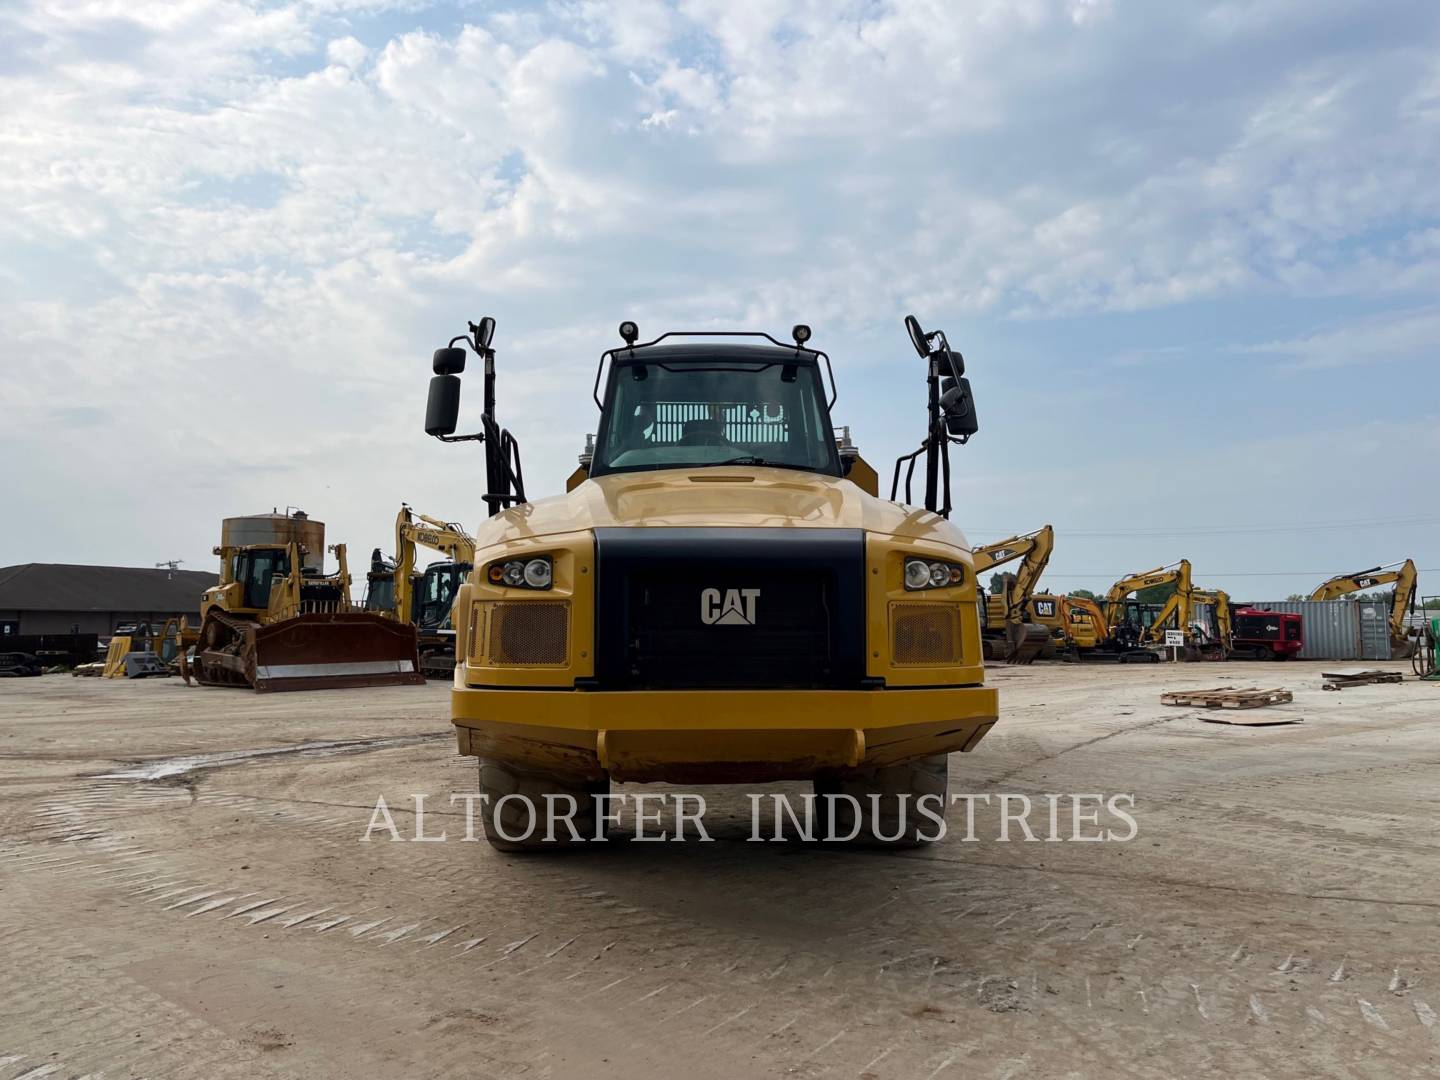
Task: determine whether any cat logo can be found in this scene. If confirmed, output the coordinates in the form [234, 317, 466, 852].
[1356, 576, 1378, 588]
[1033, 599, 1056, 617]
[700, 587, 760, 626]
[990, 547, 1014, 560]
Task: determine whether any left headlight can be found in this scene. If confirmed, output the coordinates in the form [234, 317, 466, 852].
[485, 554, 553, 590]
[904, 556, 965, 591]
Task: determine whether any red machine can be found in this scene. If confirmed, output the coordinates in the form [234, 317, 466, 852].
[1231, 608, 1304, 660]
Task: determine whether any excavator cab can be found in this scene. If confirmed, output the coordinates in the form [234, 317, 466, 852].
[418, 560, 470, 630]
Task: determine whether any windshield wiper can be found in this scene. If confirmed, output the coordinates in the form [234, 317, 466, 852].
[705, 456, 814, 471]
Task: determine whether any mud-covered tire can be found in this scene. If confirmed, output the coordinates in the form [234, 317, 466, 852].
[477, 760, 609, 852]
[814, 753, 950, 848]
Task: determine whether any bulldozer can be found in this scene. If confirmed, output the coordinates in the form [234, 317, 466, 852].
[187, 510, 425, 692]
[422, 314, 997, 850]
[971, 525, 1054, 664]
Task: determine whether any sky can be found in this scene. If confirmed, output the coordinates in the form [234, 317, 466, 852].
[1, 0, 1437, 603]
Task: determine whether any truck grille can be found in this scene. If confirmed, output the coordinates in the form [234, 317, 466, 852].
[891, 602, 961, 665]
[594, 527, 865, 690]
[471, 600, 569, 666]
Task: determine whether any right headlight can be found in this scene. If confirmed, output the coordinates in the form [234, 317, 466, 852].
[485, 554, 554, 591]
[904, 556, 965, 591]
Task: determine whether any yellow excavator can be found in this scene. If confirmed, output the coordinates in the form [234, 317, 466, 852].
[1097, 560, 1195, 661]
[1309, 558, 1418, 658]
[1060, 595, 1107, 653]
[1187, 588, 1232, 658]
[392, 505, 477, 677]
[971, 525, 1055, 664]
[187, 510, 425, 692]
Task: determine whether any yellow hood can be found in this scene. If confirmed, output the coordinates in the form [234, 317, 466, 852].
[472, 467, 971, 552]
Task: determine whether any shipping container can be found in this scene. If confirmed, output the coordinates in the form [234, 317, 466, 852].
[1239, 599, 1392, 660]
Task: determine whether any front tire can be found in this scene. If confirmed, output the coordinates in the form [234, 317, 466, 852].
[477, 760, 609, 852]
[814, 753, 950, 847]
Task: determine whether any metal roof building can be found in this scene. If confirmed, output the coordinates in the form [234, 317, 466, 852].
[0, 564, 218, 637]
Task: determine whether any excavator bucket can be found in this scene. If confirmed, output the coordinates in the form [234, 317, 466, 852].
[194, 610, 425, 692]
[1005, 621, 1051, 665]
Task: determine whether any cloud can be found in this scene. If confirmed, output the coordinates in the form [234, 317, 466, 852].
[0, 0, 1438, 579]
[1235, 306, 1440, 369]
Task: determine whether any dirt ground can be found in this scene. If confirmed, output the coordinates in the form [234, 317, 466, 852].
[1, 661, 1437, 1079]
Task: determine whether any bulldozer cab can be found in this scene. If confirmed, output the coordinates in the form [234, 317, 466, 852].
[233, 547, 291, 610]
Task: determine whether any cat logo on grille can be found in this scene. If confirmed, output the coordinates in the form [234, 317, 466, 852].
[700, 587, 760, 626]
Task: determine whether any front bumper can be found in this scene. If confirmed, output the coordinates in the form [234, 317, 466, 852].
[451, 683, 998, 784]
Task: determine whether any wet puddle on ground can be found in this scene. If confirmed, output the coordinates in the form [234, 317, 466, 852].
[94, 733, 449, 781]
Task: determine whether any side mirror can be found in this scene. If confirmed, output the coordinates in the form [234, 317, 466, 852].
[433, 347, 467, 375]
[904, 314, 930, 358]
[940, 376, 978, 437]
[426, 374, 461, 436]
[474, 316, 495, 350]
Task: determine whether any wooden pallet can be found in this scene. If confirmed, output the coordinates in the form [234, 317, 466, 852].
[1321, 669, 1405, 691]
[1161, 687, 1294, 709]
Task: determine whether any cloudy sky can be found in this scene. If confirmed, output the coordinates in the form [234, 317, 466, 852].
[2, 0, 1437, 601]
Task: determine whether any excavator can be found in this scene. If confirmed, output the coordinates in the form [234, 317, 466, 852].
[1186, 588, 1232, 658]
[186, 510, 425, 692]
[1309, 558, 1419, 658]
[1059, 594, 1108, 655]
[392, 505, 477, 677]
[1096, 560, 1195, 661]
[971, 525, 1055, 663]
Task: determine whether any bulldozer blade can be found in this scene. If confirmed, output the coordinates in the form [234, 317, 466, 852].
[248, 612, 426, 692]
[1006, 622, 1050, 665]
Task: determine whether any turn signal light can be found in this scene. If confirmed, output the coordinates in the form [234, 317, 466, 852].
[485, 555, 554, 590]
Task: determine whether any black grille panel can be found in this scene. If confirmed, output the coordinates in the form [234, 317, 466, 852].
[594, 527, 865, 690]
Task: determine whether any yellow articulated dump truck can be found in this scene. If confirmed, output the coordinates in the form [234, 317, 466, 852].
[423, 315, 998, 850]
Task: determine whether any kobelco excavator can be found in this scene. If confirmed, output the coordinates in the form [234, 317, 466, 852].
[1096, 560, 1196, 661]
[393, 505, 477, 677]
[423, 314, 996, 850]
[971, 525, 1054, 664]
[1309, 558, 1419, 658]
[188, 510, 425, 692]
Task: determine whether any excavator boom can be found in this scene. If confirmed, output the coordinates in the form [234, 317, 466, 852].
[972, 525, 1054, 664]
[1309, 559, 1418, 656]
[393, 505, 478, 677]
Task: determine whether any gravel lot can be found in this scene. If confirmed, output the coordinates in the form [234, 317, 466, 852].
[2, 662, 1436, 1078]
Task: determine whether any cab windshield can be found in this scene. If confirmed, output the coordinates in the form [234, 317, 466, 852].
[419, 563, 468, 629]
[591, 360, 841, 477]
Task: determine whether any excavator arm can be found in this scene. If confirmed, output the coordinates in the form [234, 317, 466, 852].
[1188, 589, 1231, 653]
[971, 525, 1055, 663]
[393, 505, 478, 624]
[1310, 559, 1418, 649]
[972, 525, 1055, 625]
[1102, 560, 1192, 642]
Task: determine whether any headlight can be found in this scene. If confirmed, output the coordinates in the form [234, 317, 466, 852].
[486, 554, 554, 590]
[904, 559, 932, 590]
[904, 556, 965, 591]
